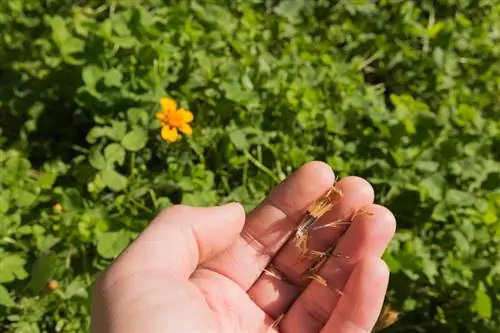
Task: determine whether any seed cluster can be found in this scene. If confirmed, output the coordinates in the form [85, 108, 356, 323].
[268, 182, 398, 331]
[292, 183, 375, 291]
[292, 185, 344, 257]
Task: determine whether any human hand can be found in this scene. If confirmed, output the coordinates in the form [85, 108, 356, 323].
[91, 161, 396, 333]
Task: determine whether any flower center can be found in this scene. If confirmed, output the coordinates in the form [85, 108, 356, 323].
[167, 111, 184, 128]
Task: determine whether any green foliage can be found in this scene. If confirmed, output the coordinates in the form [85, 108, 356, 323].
[0, 0, 499, 332]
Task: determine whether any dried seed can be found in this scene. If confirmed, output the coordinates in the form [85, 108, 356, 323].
[292, 232, 309, 257]
[263, 268, 283, 281]
[306, 273, 328, 287]
[350, 206, 374, 221]
[335, 288, 345, 296]
[308, 185, 343, 219]
[271, 313, 285, 329]
[292, 185, 343, 255]
[313, 218, 351, 231]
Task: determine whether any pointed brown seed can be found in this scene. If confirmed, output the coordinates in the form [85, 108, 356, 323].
[313, 219, 351, 230]
[350, 206, 374, 221]
[297, 184, 343, 234]
[292, 185, 343, 256]
[306, 273, 328, 287]
[292, 232, 310, 258]
[263, 268, 283, 281]
[271, 313, 285, 329]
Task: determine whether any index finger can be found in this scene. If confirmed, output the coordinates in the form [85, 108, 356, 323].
[200, 161, 335, 290]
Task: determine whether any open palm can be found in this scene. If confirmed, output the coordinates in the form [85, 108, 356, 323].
[91, 162, 396, 333]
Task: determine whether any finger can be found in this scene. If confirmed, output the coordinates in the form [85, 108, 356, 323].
[248, 177, 374, 318]
[279, 205, 396, 333]
[202, 161, 336, 290]
[320, 257, 389, 333]
[99, 203, 245, 287]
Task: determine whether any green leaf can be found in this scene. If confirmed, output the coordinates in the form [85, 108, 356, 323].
[0, 192, 9, 214]
[419, 174, 444, 201]
[88, 148, 107, 170]
[229, 129, 249, 150]
[64, 277, 88, 299]
[483, 200, 497, 225]
[5, 157, 31, 181]
[445, 189, 475, 206]
[431, 201, 448, 221]
[112, 36, 138, 48]
[182, 191, 218, 206]
[27, 252, 58, 293]
[0, 285, 15, 307]
[0, 254, 28, 283]
[57, 187, 82, 210]
[36, 171, 57, 189]
[86, 126, 107, 144]
[62, 37, 85, 55]
[427, 22, 445, 38]
[155, 197, 172, 210]
[64, 277, 88, 300]
[107, 121, 127, 141]
[472, 283, 492, 319]
[12, 322, 40, 333]
[127, 108, 149, 127]
[383, 252, 401, 273]
[47, 15, 84, 55]
[241, 75, 254, 90]
[82, 65, 103, 87]
[121, 128, 149, 152]
[415, 160, 439, 173]
[433, 47, 445, 69]
[403, 298, 417, 311]
[103, 68, 123, 87]
[96, 231, 131, 259]
[38, 234, 60, 252]
[102, 169, 127, 192]
[324, 111, 346, 134]
[104, 143, 126, 166]
[274, 0, 305, 20]
[12, 189, 37, 208]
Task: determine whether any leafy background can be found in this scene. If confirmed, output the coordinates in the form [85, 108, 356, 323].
[0, 0, 499, 332]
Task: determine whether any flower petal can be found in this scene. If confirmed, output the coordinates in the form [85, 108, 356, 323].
[160, 98, 177, 114]
[155, 112, 166, 121]
[178, 108, 194, 123]
[161, 125, 179, 142]
[178, 123, 193, 135]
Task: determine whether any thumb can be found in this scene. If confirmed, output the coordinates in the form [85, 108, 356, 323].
[105, 202, 245, 282]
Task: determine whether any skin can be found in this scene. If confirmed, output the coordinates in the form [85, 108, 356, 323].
[91, 161, 396, 333]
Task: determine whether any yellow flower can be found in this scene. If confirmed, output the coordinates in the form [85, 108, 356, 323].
[155, 97, 194, 142]
[53, 202, 63, 213]
[47, 280, 59, 291]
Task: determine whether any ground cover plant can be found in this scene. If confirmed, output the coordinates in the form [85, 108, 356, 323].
[0, 0, 499, 332]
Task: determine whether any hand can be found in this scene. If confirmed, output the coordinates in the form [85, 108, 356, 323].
[91, 161, 396, 333]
